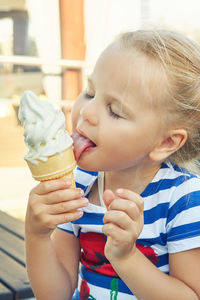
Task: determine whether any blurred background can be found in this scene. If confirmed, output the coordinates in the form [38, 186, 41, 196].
[1, 0, 200, 220]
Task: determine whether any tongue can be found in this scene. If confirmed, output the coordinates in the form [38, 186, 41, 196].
[72, 132, 95, 161]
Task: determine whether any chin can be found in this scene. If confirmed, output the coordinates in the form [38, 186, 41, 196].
[76, 160, 98, 172]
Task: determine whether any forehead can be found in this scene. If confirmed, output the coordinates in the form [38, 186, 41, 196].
[92, 43, 140, 90]
[91, 42, 167, 107]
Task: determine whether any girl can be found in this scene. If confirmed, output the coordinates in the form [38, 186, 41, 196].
[25, 30, 200, 300]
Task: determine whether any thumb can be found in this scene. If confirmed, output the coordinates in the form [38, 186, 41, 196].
[103, 189, 115, 209]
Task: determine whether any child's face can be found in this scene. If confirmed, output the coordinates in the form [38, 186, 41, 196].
[71, 42, 164, 172]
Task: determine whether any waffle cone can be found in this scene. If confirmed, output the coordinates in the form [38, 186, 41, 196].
[26, 145, 76, 187]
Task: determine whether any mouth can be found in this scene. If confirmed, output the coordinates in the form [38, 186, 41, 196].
[71, 131, 96, 161]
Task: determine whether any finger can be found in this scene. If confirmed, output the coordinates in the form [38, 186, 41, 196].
[102, 223, 130, 244]
[42, 210, 84, 229]
[103, 189, 115, 209]
[103, 221, 139, 247]
[34, 178, 75, 195]
[49, 198, 89, 214]
[43, 188, 84, 204]
[103, 210, 133, 230]
[108, 198, 140, 221]
[116, 189, 144, 212]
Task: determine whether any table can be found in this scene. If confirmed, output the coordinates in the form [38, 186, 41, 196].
[0, 210, 34, 299]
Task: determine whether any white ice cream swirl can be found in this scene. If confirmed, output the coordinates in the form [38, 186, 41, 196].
[18, 90, 73, 164]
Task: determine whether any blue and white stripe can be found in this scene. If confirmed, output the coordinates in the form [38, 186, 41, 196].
[58, 162, 200, 299]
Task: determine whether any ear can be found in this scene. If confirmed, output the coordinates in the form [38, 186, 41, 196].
[149, 129, 187, 162]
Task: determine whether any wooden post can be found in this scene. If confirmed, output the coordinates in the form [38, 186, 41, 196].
[59, 0, 85, 101]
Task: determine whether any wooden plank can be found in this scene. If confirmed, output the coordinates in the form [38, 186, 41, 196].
[0, 282, 13, 300]
[0, 227, 25, 266]
[0, 211, 24, 239]
[0, 251, 33, 299]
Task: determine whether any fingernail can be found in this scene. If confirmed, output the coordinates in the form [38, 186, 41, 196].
[66, 179, 71, 186]
[82, 198, 89, 205]
[116, 188, 123, 194]
[79, 189, 84, 196]
[77, 211, 83, 217]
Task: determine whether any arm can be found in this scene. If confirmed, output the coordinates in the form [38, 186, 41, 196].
[110, 247, 200, 300]
[102, 189, 200, 300]
[52, 228, 81, 294]
[26, 229, 80, 300]
[25, 178, 88, 300]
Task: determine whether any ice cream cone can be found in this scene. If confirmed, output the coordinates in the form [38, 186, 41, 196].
[26, 145, 76, 187]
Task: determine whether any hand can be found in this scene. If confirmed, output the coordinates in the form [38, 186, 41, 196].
[25, 178, 88, 238]
[102, 189, 144, 262]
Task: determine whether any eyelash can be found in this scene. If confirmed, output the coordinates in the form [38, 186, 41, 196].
[84, 91, 94, 99]
[108, 104, 120, 119]
[84, 92, 121, 119]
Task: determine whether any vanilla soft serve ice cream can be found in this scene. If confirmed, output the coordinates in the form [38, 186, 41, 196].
[18, 90, 73, 165]
[18, 90, 76, 184]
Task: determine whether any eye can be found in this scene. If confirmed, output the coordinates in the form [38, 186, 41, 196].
[84, 86, 95, 99]
[84, 92, 94, 99]
[108, 104, 121, 119]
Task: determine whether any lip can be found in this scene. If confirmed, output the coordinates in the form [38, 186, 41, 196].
[76, 127, 96, 146]
[76, 127, 87, 138]
[72, 127, 97, 160]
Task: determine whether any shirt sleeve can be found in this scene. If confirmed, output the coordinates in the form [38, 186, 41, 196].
[167, 187, 200, 253]
[57, 221, 75, 235]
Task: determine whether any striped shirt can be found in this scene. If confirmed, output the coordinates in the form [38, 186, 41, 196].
[58, 162, 200, 300]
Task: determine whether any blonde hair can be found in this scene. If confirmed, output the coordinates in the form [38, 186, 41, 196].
[118, 30, 200, 172]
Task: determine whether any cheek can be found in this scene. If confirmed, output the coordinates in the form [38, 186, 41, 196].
[99, 123, 130, 153]
[71, 105, 77, 129]
[71, 98, 82, 131]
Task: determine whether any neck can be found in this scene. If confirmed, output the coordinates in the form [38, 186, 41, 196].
[104, 162, 162, 195]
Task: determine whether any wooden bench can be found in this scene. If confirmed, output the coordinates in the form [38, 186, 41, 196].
[0, 210, 34, 299]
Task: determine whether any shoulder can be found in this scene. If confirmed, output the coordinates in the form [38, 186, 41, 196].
[142, 161, 200, 201]
[160, 162, 200, 209]
[142, 162, 200, 220]
[157, 161, 200, 193]
[166, 162, 200, 200]
[164, 163, 200, 248]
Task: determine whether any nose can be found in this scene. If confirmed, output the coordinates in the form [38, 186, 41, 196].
[80, 99, 98, 126]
